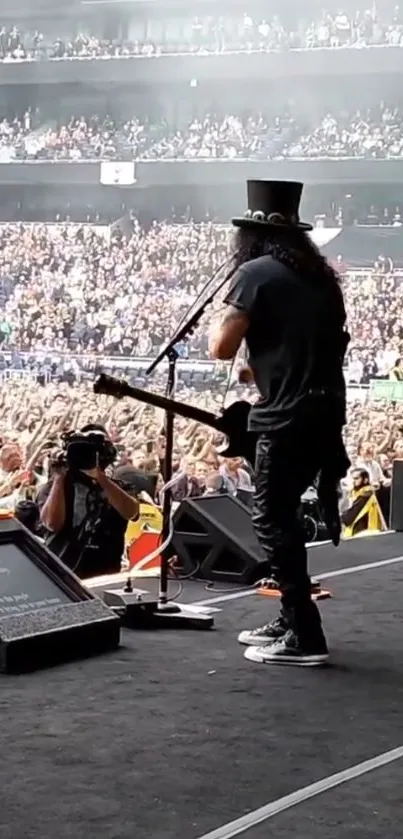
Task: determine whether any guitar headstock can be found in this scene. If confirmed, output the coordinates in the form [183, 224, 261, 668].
[93, 374, 127, 400]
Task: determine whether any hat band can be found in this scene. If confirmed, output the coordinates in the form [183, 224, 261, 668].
[243, 209, 299, 225]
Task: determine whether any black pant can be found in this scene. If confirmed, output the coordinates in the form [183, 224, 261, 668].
[252, 416, 341, 647]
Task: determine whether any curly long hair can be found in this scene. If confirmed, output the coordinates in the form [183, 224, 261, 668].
[232, 225, 341, 291]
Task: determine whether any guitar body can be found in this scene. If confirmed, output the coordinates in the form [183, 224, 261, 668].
[216, 401, 257, 466]
[94, 374, 258, 465]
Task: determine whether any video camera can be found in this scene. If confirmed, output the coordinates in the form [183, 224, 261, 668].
[52, 426, 117, 473]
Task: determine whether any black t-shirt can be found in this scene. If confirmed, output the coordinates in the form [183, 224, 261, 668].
[36, 472, 134, 578]
[225, 254, 347, 432]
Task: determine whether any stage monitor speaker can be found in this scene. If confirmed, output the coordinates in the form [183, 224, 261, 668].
[390, 460, 403, 530]
[171, 494, 268, 585]
[0, 517, 120, 673]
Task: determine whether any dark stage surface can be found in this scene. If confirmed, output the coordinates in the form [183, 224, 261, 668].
[2, 533, 403, 839]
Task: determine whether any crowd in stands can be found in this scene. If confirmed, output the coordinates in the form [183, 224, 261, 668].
[0, 219, 400, 383]
[4, 105, 403, 162]
[343, 261, 403, 385]
[282, 105, 403, 160]
[1, 7, 403, 61]
[0, 221, 230, 357]
[0, 112, 121, 162]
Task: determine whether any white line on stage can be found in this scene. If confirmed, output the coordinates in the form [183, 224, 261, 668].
[195, 746, 403, 839]
[191, 554, 403, 607]
[84, 547, 403, 612]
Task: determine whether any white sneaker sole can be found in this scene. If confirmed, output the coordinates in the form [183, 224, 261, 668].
[244, 646, 329, 666]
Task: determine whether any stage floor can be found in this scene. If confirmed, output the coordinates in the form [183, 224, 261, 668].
[2, 533, 403, 839]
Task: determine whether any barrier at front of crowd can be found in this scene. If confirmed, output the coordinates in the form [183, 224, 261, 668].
[0, 352, 219, 374]
[370, 380, 403, 402]
[0, 373, 372, 424]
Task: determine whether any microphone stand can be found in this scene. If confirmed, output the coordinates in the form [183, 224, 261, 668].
[130, 261, 238, 630]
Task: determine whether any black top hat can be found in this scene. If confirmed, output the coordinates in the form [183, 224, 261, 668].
[232, 180, 313, 231]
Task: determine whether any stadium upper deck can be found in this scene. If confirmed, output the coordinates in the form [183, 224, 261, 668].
[0, 0, 402, 202]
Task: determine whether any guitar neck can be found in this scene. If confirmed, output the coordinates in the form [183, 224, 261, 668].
[101, 377, 221, 432]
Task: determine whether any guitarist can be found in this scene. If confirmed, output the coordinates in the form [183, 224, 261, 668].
[209, 180, 350, 667]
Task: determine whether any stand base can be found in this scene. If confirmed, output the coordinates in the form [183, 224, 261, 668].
[256, 578, 332, 601]
[103, 588, 214, 630]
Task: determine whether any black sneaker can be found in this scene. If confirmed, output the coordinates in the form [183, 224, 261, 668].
[244, 629, 329, 666]
[237, 615, 288, 646]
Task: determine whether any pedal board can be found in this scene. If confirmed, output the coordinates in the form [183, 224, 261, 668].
[256, 578, 332, 601]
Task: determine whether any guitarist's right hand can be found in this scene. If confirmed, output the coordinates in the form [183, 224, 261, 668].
[238, 365, 254, 385]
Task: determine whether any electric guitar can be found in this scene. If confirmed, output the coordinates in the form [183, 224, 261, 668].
[94, 373, 257, 464]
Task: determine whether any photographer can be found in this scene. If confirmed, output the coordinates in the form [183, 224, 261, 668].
[37, 425, 139, 579]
